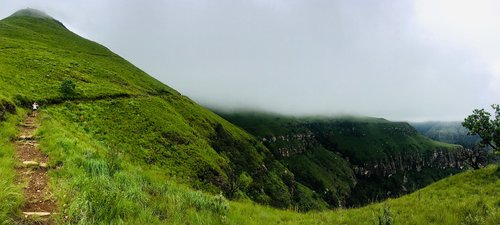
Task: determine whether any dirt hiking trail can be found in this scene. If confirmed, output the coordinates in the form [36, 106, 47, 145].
[14, 114, 56, 224]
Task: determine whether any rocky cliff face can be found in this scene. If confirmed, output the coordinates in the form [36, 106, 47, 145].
[260, 130, 464, 177]
[258, 129, 465, 207]
[261, 132, 316, 157]
[352, 147, 464, 178]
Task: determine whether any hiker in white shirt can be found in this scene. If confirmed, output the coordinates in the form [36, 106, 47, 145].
[32, 102, 39, 117]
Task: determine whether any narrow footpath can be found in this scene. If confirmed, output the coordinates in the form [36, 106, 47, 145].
[14, 113, 56, 224]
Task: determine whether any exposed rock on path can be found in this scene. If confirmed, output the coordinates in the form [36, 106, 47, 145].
[14, 114, 56, 224]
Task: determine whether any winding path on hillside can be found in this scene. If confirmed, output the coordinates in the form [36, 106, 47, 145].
[14, 113, 56, 224]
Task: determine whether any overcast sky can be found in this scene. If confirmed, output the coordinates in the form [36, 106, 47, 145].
[1, 0, 499, 121]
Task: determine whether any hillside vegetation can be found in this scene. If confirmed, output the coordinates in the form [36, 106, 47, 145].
[0, 9, 497, 224]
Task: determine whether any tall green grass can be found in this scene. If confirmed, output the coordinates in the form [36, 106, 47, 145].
[0, 110, 23, 224]
[37, 111, 229, 224]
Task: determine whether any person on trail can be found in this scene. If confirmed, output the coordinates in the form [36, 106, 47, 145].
[32, 102, 39, 117]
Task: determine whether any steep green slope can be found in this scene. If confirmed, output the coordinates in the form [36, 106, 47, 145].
[0, 13, 171, 103]
[218, 112, 464, 207]
[42, 97, 298, 206]
[0, 9, 298, 216]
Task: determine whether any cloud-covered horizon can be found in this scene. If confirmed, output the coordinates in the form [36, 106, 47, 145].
[1, 0, 499, 121]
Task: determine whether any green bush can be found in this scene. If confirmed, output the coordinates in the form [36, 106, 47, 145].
[59, 79, 77, 99]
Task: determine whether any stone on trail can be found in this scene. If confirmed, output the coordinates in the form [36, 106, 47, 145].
[22, 161, 47, 168]
[17, 135, 34, 140]
[23, 212, 51, 217]
[22, 161, 39, 167]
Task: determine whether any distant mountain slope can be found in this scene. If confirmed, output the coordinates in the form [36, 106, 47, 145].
[218, 112, 465, 207]
[410, 121, 481, 148]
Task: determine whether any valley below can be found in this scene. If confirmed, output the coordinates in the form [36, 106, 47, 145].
[217, 112, 467, 209]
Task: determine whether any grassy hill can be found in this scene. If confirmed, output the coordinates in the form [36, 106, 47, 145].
[0, 9, 497, 224]
[0, 9, 301, 221]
